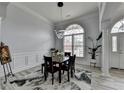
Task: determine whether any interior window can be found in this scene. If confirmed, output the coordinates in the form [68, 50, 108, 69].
[64, 24, 84, 57]
[111, 19, 124, 33]
[112, 36, 117, 52]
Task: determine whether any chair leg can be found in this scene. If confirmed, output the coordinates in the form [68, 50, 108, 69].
[71, 69, 73, 78]
[44, 71, 48, 81]
[44, 73, 47, 81]
[45, 73, 47, 81]
[67, 71, 70, 82]
[42, 65, 44, 73]
[52, 73, 54, 85]
[41, 64, 42, 73]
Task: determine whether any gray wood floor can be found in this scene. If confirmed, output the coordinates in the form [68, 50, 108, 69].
[1, 63, 124, 90]
[76, 64, 124, 90]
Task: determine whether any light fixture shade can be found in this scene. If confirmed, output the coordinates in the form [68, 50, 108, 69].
[55, 30, 65, 39]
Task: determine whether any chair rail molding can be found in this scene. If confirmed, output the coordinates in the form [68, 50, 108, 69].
[0, 50, 44, 77]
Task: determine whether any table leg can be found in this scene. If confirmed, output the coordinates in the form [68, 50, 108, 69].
[71, 67, 73, 78]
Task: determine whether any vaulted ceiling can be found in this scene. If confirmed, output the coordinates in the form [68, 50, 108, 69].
[101, 2, 124, 22]
[15, 2, 98, 24]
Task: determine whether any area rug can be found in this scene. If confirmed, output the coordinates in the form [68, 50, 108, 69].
[0, 66, 91, 90]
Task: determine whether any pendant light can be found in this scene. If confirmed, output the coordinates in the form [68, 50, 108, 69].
[54, 2, 65, 39]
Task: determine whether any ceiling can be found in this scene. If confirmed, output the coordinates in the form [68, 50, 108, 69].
[19, 2, 98, 24]
[102, 2, 122, 22]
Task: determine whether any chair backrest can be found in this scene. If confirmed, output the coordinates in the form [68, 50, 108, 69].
[64, 57, 71, 70]
[44, 56, 53, 72]
[73, 55, 76, 64]
[64, 52, 71, 57]
[70, 55, 76, 66]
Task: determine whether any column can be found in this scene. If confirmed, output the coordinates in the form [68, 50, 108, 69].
[101, 20, 111, 76]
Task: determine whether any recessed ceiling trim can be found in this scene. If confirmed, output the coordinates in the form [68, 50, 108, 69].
[54, 10, 98, 26]
[11, 2, 54, 26]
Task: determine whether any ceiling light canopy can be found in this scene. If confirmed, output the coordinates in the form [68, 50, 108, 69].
[57, 2, 64, 7]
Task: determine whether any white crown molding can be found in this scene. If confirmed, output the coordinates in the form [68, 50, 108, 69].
[11, 3, 54, 26]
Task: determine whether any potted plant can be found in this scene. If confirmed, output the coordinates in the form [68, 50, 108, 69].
[88, 32, 102, 60]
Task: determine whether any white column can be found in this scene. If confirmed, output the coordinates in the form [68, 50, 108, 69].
[101, 19, 111, 76]
[102, 28, 110, 76]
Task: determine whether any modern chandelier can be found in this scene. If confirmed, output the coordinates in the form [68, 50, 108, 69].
[54, 2, 65, 39]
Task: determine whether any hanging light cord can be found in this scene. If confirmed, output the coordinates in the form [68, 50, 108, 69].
[60, 6, 63, 30]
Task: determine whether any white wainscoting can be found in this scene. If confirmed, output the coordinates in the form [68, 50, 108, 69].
[0, 50, 45, 77]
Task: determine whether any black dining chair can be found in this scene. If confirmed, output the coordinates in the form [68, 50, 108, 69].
[64, 52, 71, 57]
[44, 56, 59, 85]
[61, 57, 72, 82]
[41, 55, 46, 73]
[62, 52, 71, 75]
[41, 56, 56, 74]
[70, 55, 76, 77]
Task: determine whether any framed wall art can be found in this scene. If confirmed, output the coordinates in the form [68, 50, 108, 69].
[0, 45, 12, 65]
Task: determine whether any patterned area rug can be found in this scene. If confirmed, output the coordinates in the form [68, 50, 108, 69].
[0, 66, 91, 90]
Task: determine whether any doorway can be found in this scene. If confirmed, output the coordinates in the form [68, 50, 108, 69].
[111, 33, 124, 69]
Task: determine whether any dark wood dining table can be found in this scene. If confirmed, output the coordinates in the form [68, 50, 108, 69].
[52, 57, 69, 83]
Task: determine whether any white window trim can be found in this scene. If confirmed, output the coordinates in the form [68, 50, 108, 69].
[63, 24, 85, 58]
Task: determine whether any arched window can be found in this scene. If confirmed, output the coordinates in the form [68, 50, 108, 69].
[111, 18, 124, 33]
[64, 24, 84, 57]
[111, 19, 124, 52]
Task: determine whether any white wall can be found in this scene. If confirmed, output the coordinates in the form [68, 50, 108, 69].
[0, 4, 55, 76]
[55, 12, 102, 66]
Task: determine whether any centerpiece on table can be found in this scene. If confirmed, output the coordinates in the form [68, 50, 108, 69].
[51, 49, 64, 62]
[56, 50, 64, 62]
